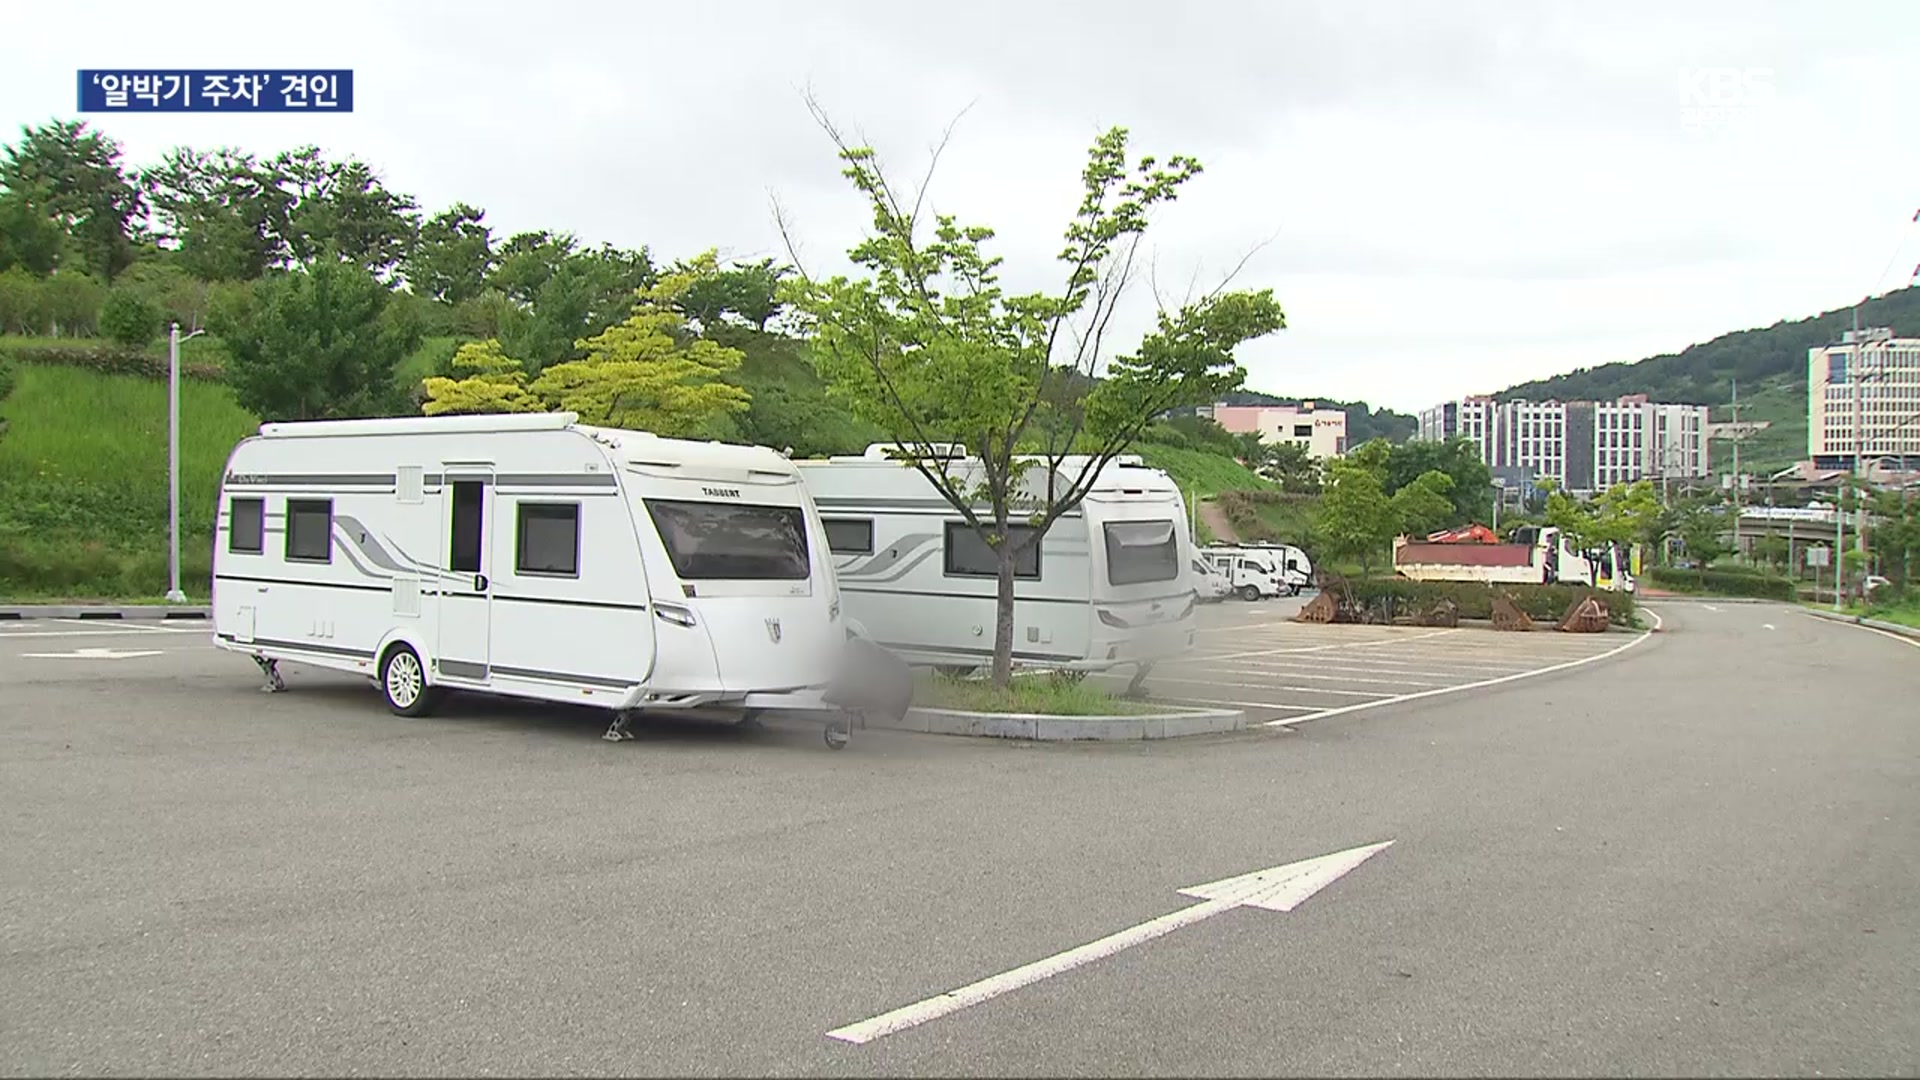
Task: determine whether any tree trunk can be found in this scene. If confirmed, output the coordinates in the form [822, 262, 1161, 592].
[992, 543, 1017, 688]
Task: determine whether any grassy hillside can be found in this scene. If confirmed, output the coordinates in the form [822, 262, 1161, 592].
[1134, 443, 1274, 497]
[0, 332, 1270, 598]
[1710, 376, 1808, 475]
[1499, 284, 1920, 406]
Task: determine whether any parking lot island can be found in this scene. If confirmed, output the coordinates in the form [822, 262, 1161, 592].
[873, 702, 1246, 741]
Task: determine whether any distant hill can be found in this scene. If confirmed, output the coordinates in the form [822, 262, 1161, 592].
[1213, 390, 1419, 444]
[1489, 283, 1920, 474]
[1496, 284, 1920, 405]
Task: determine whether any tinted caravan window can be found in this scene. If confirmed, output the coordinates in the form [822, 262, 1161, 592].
[1104, 520, 1180, 585]
[644, 499, 810, 580]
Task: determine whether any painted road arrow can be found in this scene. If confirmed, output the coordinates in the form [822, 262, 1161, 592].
[20, 647, 165, 660]
[826, 839, 1394, 1045]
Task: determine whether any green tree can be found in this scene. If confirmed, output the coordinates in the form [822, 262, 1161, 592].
[1318, 455, 1398, 577]
[268, 147, 421, 281]
[98, 287, 161, 347]
[784, 111, 1285, 686]
[420, 339, 544, 415]
[40, 271, 104, 336]
[405, 202, 495, 303]
[0, 188, 63, 275]
[0, 120, 145, 282]
[524, 254, 751, 434]
[1865, 488, 1918, 589]
[0, 267, 45, 335]
[1261, 440, 1323, 493]
[139, 146, 287, 281]
[1674, 502, 1731, 570]
[214, 262, 417, 421]
[675, 256, 792, 331]
[1391, 468, 1456, 537]
[1385, 437, 1492, 524]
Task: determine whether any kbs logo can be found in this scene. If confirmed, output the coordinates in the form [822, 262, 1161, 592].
[1676, 67, 1774, 134]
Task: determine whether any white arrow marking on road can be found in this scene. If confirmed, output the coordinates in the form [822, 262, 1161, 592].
[1762, 623, 1776, 630]
[19, 647, 165, 660]
[1704, 604, 1722, 612]
[824, 840, 1394, 1046]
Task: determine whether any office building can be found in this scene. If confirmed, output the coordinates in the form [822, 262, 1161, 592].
[1807, 328, 1920, 472]
[1201, 400, 1349, 459]
[1418, 394, 1709, 495]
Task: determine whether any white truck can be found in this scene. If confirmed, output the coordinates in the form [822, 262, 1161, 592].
[208, 411, 903, 747]
[1198, 544, 1291, 600]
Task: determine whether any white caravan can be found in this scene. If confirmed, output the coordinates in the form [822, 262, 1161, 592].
[792, 446, 1198, 693]
[208, 412, 876, 747]
[1199, 544, 1289, 600]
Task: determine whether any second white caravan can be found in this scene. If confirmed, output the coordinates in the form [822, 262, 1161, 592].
[793, 446, 1198, 692]
[209, 412, 885, 746]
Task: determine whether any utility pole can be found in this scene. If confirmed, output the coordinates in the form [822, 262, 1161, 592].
[1730, 378, 1742, 560]
[166, 322, 204, 604]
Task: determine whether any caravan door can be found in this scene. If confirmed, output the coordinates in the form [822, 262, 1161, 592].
[437, 466, 496, 682]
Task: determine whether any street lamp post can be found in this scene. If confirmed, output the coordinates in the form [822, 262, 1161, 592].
[166, 322, 204, 604]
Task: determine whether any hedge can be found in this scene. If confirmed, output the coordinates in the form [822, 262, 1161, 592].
[6, 342, 224, 382]
[1344, 577, 1637, 626]
[1646, 566, 1795, 600]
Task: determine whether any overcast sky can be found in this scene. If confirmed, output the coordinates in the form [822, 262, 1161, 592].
[5, 0, 1917, 412]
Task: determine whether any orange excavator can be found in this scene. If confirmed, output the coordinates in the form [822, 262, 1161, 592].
[1424, 523, 1500, 544]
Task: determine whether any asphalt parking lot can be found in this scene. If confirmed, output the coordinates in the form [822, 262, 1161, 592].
[1116, 594, 1646, 726]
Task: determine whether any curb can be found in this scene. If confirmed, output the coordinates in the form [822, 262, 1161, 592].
[1636, 594, 1778, 605]
[1804, 607, 1920, 641]
[0, 605, 211, 622]
[875, 705, 1246, 741]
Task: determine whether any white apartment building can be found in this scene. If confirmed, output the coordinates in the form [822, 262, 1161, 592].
[1807, 328, 1920, 471]
[1420, 394, 1709, 494]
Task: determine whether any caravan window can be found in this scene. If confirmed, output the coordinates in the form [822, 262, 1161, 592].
[515, 502, 580, 577]
[822, 518, 874, 555]
[644, 499, 810, 580]
[229, 497, 264, 554]
[285, 499, 332, 563]
[1103, 520, 1180, 586]
[944, 522, 1041, 579]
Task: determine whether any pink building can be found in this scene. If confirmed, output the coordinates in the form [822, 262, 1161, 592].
[1203, 400, 1348, 459]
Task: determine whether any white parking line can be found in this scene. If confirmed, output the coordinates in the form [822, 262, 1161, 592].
[1263, 609, 1665, 727]
[1148, 676, 1393, 699]
[0, 626, 209, 640]
[1196, 629, 1463, 664]
[1170, 665, 1449, 689]
[1156, 696, 1325, 712]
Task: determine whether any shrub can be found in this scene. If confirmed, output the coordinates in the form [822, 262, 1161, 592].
[1646, 566, 1795, 600]
[1343, 577, 1638, 626]
[99, 288, 164, 348]
[0, 531, 213, 599]
[6, 342, 223, 381]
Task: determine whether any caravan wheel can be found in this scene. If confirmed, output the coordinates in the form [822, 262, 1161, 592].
[379, 644, 439, 717]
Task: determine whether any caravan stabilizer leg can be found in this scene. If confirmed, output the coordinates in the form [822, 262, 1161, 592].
[603, 709, 638, 742]
[1124, 662, 1154, 700]
[253, 655, 286, 693]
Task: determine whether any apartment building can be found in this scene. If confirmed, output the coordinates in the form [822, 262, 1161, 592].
[1419, 394, 1709, 494]
[1807, 328, 1920, 471]
[1202, 401, 1349, 459]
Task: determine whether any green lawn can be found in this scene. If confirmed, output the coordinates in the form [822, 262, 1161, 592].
[1134, 443, 1274, 498]
[916, 672, 1161, 716]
